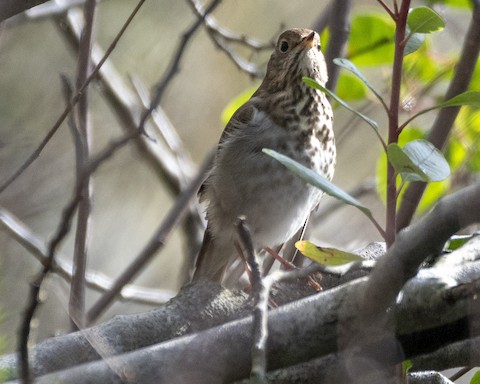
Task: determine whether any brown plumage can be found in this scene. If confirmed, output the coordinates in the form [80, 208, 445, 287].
[193, 28, 335, 284]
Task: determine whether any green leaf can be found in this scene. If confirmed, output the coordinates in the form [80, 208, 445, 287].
[376, 128, 449, 212]
[402, 91, 480, 129]
[220, 86, 257, 126]
[404, 32, 425, 56]
[262, 148, 370, 214]
[295, 240, 363, 266]
[407, 7, 445, 34]
[336, 72, 367, 101]
[376, 128, 423, 202]
[428, 0, 471, 9]
[387, 144, 429, 182]
[348, 13, 395, 66]
[470, 370, 480, 384]
[333, 58, 386, 107]
[303, 77, 385, 147]
[387, 140, 450, 182]
[263, 148, 387, 239]
[402, 360, 413, 375]
[437, 91, 480, 108]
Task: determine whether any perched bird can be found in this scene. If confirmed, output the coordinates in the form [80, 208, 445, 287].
[193, 28, 335, 283]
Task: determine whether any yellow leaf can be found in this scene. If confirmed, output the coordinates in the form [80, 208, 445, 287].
[295, 240, 363, 266]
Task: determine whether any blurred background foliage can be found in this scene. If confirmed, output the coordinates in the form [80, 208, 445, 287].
[0, 0, 478, 357]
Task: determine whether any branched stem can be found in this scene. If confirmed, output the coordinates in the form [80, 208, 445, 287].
[385, 0, 410, 247]
[377, 0, 397, 20]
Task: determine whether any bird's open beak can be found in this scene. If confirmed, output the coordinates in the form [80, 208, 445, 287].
[302, 31, 316, 49]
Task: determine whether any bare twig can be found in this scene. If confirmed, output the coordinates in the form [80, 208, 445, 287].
[86, 151, 214, 324]
[138, 0, 223, 131]
[376, 0, 396, 20]
[69, 0, 97, 331]
[448, 367, 474, 382]
[0, 207, 175, 305]
[58, 1, 205, 283]
[187, 0, 271, 78]
[396, 3, 480, 230]
[235, 218, 268, 383]
[0, 0, 147, 194]
[187, 0, 272, 51]
[18, 128, 138, 383]
[56, 9, 197, 191]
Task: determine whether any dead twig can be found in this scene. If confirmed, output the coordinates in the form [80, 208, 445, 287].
[138, 0, 223, 131]
[69, 0, 97, 331]
[0, 0, 147, 195]
[86, 151, 214, 324]
[0, 206, 175, 305]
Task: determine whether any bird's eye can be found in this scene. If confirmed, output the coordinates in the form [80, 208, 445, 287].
[317, 43, 321, 51]
[279, 40, 289, 53]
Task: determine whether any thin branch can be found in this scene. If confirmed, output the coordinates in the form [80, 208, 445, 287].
[0, 207, 175, 305]
[0, 0, 147, 194]
[86, 151, 214, 324]
[385, 0, 410, 247]
[236, 218, 268, 383]
[376, 0, 397, 20]
[56, 9, 197, 191]
[70, 0, 97, 331]
[187, 0, 272, 51]
[187, 0, 269, 78]
[18, 128, 137, 383]
[58, 2, 205, 283]
[138, 0, 223, 130]
[396, 3, 480, 230]
[448, 367, 473, 382]
[19, 188, 82, 384]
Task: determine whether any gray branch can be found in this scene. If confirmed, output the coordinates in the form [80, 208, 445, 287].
[0, 195, 480, 383]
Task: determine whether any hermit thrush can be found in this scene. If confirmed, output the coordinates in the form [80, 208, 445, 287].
[193, 28, 335, 283]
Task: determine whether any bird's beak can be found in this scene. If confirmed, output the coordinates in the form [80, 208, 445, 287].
[302, 31, 316, 49]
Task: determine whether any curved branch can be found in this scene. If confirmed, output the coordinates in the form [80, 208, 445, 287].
[2, 185, 479, 382]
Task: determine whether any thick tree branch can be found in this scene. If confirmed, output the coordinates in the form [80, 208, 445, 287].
[18, 257, 480, 383]
[340, 183, 480, 381]
[2, 235, 479, 382]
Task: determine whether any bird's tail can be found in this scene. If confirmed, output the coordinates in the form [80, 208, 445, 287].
[192, 228, 231, 283]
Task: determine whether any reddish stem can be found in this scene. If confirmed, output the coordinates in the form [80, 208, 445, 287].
[385, 0, 411, 247]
